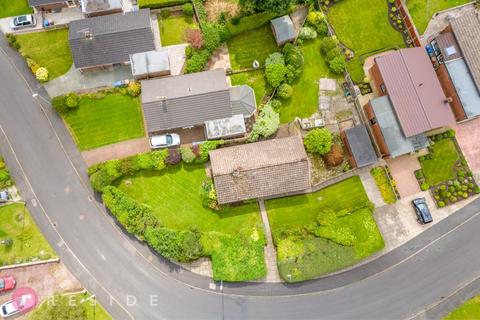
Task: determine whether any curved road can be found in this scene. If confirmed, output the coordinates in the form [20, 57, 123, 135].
[1, 36, 480, 319]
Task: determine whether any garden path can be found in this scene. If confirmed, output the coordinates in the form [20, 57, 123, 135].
[151, 12, 162, 50]
[359, 171, 385, 208]
[258, 199, 281, 283]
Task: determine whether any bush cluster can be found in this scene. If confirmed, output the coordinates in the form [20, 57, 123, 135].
[248, 103, 280, 142]
[0, 156, 13, 189]
[200, 178, 219, 210]
[320, 37, 346, 74]
[303, 128, 333, 155]
[145, 227, 204, 262]
[127, 81, 141, 97]
[52, 92, 79, 115]
[182, 3, 194, 16]
[299, 26, 317, 40]
[306, 10, 328, 37]
[89, 149, 168, 192]
[179, 140, 224, 163]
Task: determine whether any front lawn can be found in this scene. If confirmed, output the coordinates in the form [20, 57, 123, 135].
[116, 163, 261, 233]
[328, 0, 405, 82]
[230, 70, 271, 105]
[444, 295, 480, 320]
[420, 138, 460, 185]
[159, 13, 199, 46]
[407, 0, 471, 35]
[0, 204, 56, 266]
[63, 93, 145, 150]
[14, 29, 72, 80]
[0, 0, 32, 19]
[279, 38, 340, 123]
[266, 176, 384, 282]
[227, 24, 279, 70]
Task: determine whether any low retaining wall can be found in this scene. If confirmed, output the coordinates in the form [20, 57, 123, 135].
[0, 257, 60, 271]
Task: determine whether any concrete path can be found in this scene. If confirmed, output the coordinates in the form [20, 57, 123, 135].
[151, 12, 161, 50]
[258, 199, 281, 283]
[359, 170, 386, 208]
[165, 44, 187, 75]
[81, 137, 150, 166]
[44, 64, 133, 97]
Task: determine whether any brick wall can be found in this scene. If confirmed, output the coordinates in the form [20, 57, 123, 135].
[395, 0, 421, 47]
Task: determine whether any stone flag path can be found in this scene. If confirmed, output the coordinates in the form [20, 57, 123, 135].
[258, 199, 281, 283]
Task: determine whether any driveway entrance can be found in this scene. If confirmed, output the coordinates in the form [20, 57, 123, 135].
[386, 155, 421, 198]
[455, 118, 480, 174]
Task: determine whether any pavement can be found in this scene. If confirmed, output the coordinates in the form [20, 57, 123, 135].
[2, 30, 480, 319]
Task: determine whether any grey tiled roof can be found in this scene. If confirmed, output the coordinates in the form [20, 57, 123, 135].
[141, 70, 232, 132]
[344, 125, 377, 168]
[68, 9, 155, 69]
[450, 11, 480, 91]
[210, 136, 311, 204]
[28, 0, 64, 6]
[230, 85, 256, 118]
[271, 15, 296, 45]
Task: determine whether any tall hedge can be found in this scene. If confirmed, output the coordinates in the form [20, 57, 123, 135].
[138, 0, 189, 9]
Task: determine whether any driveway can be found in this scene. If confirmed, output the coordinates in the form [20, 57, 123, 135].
[455, 118, 480, 175]
[82, 137, 150, 166]
[386, 155, 421, 198]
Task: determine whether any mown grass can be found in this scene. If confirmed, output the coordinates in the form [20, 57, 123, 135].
[227, 24, 279, 70]
[444, 295, 480, 320]
[407, 0, 471, 35]
[159, 13, 199, 46]
[279, 38, 340, 123]
[230, 70, 271, 105]
[116, 163, 262, 233]
[0, 0, 32, 19]
[63, 94, 145, 151]
[0, 204, 56, 266]
[420, 139, 460, 185]
[328, 0, 405, 82]
[15, 29, 72, 80]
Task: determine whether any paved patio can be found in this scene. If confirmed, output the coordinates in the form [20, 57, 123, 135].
[455, 118, 480, 174]
[386, 155, 421, 198]
[82, 137, 150, 166]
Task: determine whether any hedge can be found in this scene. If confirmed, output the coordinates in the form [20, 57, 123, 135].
[227, 11, 280, 36]
[138, 0, 189, 9]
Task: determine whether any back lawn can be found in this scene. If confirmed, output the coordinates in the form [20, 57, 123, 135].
[15, 29, 72, 80]
[407, 0, 471, 35]
[279, 38, 340, 123]
[116, 163, 262, 233]
[0, 0, 32, 19]
[444, 295, 480, 320]
[63, 93, 145, 150]
[227, 24, 279, 70]
[159, 13, 199, 46]
[0, 203, 56, 266]
[328, 0, 405, 82]
[230, 70, 271, 105]
[266, 176, 384, 282]
[420, 138, 460, 185]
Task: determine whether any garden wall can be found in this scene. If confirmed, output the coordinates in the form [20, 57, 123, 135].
[395, 0, 421, 46]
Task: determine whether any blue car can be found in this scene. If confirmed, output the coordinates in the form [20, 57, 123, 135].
[412, 198, 433, 224]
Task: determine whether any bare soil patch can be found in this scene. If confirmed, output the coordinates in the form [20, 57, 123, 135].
[205, 0, 240, 22]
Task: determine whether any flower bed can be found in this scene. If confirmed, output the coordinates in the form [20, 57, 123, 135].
[415, 131, 480, 207]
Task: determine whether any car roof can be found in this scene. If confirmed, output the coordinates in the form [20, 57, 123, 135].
[150, 135, 168, 145]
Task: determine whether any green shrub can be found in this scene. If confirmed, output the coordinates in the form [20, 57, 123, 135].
[202, 23, 221, 52]
[145, 227, 203, 262]
[265, 52, 285, 66]
[182, 3, 194, 16]
[420, 183, 430, 191]
[299, 26, 317, 40]
[329, 55, 347, 74]
[438, 201, 445, 207]
[276, 83, 293, 99]
[127, 81, 141, 97]
[51, 95, 68, 115]
[247, 103, 280, 142]
[200, 178, 219, 210]
[265, 63, 287, 87]
[35, 67, 49, 82]
[138, 0, 188, 9]
[303, 128, 333, 155]
[180, 146, 197, 163]
[283, 44, 304, 83]
[185, 49, 210, 73]
[199, 140, 224, 162]
[65, 92, 79, 109]
[321, 37, 338, 56]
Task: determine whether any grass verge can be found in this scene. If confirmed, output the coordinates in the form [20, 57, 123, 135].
[444, 295, 480, 320]
[0, 0, 32, 19]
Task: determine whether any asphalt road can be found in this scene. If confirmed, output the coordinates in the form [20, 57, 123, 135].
[0, 36, 480, 320]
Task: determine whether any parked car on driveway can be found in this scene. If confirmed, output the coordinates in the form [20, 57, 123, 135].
[9, 15, 37, 30]
[412, 197, 433, 224]
[0, 300, 19, 318]
[0, 276, 16, 293]
[149, 134, 181, 149]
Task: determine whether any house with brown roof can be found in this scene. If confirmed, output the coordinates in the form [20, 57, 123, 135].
[429, 10, 480, 121]
[209, 136, 310, 204]
[366, 47, 456, 158]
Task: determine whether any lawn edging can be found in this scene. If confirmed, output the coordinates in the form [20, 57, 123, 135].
[0, 257, 60, 271]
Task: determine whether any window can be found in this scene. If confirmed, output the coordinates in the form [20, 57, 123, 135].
[370, 117, 377, 125]
[380, 84, 387, 94]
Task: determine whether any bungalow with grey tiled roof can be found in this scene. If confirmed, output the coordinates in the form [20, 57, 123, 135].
[28, 0, 78, 12]
[209, 135, 311, 204]
[68, 9, 155, 71]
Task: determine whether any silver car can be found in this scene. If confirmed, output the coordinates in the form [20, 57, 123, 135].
[0, 300, 19, 318]
[10, 15, 37, 30]
[149, 134, 181, 149]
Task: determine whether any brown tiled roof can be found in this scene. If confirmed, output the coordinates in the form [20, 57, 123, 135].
[450, 11, 480, 90]
[209, 136, 310, 204]
[375, 48, 455, 137]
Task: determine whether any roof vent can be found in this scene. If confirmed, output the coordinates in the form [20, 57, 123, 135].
[232, 167, 243, 178]
[444, 97, 453, 104]
[84, 30, 93, 40]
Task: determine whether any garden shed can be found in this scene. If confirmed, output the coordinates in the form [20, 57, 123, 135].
[130, 50, 171, 80]
[270, 15, 296, 46]
[343, 125, 377, 168]
[80, 0, 122, 17]
[210, 135, 311, 204]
